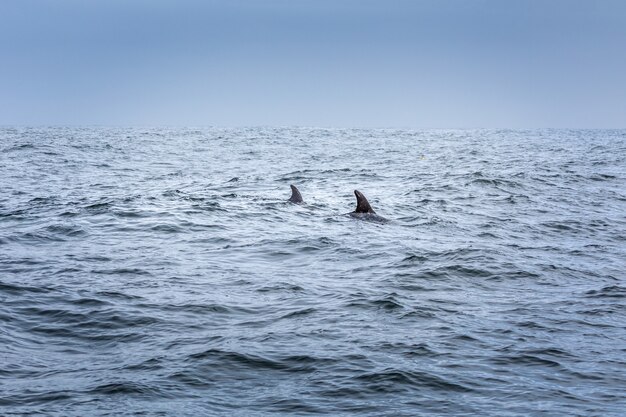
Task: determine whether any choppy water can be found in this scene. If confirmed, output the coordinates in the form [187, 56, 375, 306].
[1, 127, 625, 416]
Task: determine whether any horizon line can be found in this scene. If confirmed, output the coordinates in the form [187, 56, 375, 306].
[1, 124, 625, 131]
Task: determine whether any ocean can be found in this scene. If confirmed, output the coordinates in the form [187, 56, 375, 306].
[1, 127, 625, 416]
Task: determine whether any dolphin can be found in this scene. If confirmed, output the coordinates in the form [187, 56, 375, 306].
[288, 184, 304, 203]
[349, 190, 387, 222]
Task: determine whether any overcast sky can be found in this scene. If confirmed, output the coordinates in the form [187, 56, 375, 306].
[1, 0, 625, 128]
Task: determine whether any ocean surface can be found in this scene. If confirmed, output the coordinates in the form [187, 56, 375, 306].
[1, 127, 625, 416]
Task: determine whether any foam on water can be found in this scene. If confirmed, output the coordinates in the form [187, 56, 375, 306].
[1, 127, 625, 416]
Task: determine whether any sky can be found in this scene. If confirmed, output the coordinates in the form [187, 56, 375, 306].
[1, 0, 625, 128]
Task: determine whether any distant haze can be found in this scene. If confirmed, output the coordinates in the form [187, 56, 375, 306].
[1, 0, 625, 128]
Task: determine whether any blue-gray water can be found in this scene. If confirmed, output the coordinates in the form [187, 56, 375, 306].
[1, 127, 625, 416]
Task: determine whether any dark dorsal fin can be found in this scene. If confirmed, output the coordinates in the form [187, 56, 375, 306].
[354, 190, 375, 213]
[289, 184, 303, 203]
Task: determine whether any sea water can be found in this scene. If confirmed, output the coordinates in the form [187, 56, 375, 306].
[1, 127, 625, 416]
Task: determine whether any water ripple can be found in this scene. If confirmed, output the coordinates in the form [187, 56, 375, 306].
[0, 127, 625, 416]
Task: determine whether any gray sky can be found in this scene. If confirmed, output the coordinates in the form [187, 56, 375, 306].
[1, 0, 625, 128]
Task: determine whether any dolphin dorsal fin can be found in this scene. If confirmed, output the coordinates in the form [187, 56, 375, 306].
[354, 190, 375, 213]
[289, 184, 303, 203]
